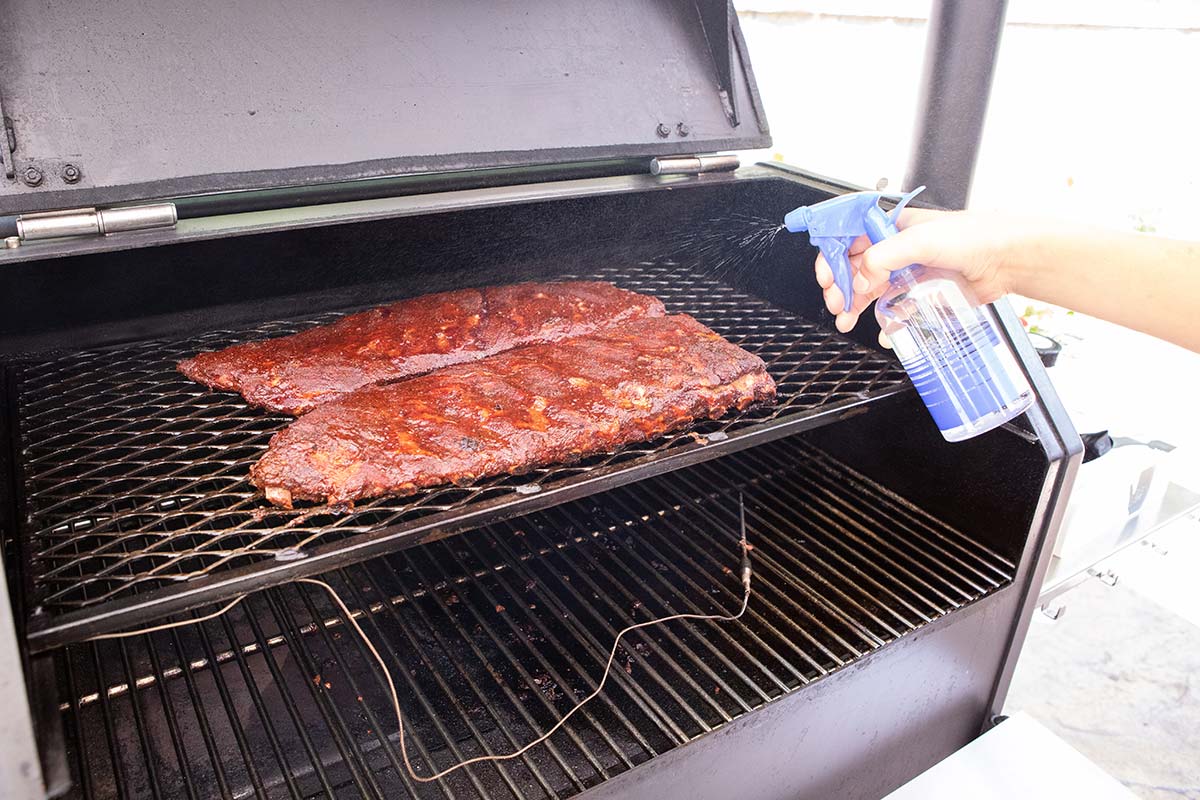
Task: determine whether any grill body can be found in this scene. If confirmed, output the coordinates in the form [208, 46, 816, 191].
[0, 166, 1079, 799]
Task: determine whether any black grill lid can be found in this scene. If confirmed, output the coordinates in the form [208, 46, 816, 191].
[0, 0, 770, 215]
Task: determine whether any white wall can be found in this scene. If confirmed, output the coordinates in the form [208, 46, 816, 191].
[736, 2, 1200, 236]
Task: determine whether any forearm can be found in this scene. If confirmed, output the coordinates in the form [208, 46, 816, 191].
[1005, 226, 1200, 352]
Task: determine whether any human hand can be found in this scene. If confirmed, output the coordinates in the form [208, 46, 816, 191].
[814, 208, 1020, 345]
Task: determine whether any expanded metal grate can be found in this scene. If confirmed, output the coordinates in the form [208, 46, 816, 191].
[13, 263, 908, 618]
[53, 439, 1014, 800]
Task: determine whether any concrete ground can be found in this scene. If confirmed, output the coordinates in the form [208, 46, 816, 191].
[1006, 513, 1200, 800]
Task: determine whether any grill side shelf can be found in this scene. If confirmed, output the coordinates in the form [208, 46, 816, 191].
[15, 264, 911, 649]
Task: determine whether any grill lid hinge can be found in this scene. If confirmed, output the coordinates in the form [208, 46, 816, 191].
[11, 202, 177, 244]
[649, 154, 739, 176]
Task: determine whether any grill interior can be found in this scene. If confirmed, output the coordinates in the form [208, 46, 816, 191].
[10, 262, 907, 635]
[53, 437, 1014, 800]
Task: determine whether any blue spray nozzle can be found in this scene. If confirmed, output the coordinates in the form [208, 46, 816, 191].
[783, 186, 925, 312]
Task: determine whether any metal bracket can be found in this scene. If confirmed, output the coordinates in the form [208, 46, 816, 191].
[1037, 602, 1066, 621]
[0, 90, 14, 180]
[695, 0, 739, 128]
[12, 203, 177, 243]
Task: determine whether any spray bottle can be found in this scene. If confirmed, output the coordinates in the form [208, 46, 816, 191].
[783, 187, 1034, 442]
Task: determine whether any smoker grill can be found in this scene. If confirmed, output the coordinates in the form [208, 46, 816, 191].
[0, 2, 1078, 799]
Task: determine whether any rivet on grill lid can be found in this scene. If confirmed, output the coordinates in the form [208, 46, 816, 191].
[514, 483, 542, 495]
[274, 547, 307, 561]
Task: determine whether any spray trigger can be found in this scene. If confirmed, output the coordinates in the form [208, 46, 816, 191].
[887, 185, 926, 226]
[782, 185, 926, 313]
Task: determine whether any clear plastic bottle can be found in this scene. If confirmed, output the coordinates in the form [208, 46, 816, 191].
[875, 264, 1033, 441]
[783, 185, 1035, 442]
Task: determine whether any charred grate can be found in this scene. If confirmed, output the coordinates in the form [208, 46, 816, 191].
[13, 263, 908, 617]
[53, 440, 1014, 800]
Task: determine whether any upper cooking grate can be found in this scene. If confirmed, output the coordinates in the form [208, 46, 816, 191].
[12, 263, 908, 623]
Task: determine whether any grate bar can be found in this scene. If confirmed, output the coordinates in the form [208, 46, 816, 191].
[367, 552, 598, 795]
[443, 530, 683, 761]
[160, 625, 236, 797]
[15, 264, 909, 647]
[410, 540, 643, 783]
[745, 456, 986, 603]
[187, 611, 271, 796]
[593, 488, 826, 683]
[234, 596, 353, 799]
[677, 463, 945, 621]
[486, 521, 723, 737]
[428, 543, 670, 774]
[627, 480, 880, 655]
[314, 574, 519, 799]
[349, 564, 569, 799]
[138, 638, 202, 800]
[559, 499, 793, 698]
[756, 447, 1012, 586]
[114, 640, 168, 800]
[677, 476, 918, 636]
[539, 502, 769, 710]
[468, 521, 697, 747]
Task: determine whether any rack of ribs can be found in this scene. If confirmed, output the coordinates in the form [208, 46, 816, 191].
[178, 281, 666, 414]
[250, 314, 777, 507]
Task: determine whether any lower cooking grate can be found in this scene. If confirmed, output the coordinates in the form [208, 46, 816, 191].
[10, 262, 908, 635]
[53, 439, 1014, 800]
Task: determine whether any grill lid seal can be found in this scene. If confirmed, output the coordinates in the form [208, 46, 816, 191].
[0, 0, 770, 215]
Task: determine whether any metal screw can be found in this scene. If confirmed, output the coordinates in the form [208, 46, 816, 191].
[61, 163, 82, 184]
[21, 166, 43, 187]
[1037, 602, 1066, 621]
[676, 122, 690, 137]
[655, 123, 671, 139]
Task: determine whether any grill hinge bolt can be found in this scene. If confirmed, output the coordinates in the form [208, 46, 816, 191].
[650, 154, 740, 176]
[14, 202, 178, 243]
[21, 166, 43, 187]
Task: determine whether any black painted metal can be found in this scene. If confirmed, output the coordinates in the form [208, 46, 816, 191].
[52, 438, 1013, 800]
[904, 0, 1010, 208]
[15, 263, 908, 648]
[0, 164, 1080, 799]
[0, 0, 769, 215]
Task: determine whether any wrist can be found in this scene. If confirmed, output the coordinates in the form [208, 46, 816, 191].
[991, 216, 1060, 299]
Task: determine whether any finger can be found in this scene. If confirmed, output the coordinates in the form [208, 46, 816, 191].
[814, 253, 834, 289]
[878, 330, 893, 349]
[834, 310, 860, 333]
[847, 286, 877, 317]
[824, 284, 846, 316]
[855, 260, 891, 295]
[846, 233, 873, 257]
[852, 267, 872, 294]
[893, 207, 946, 230]
[861, 223, 944, 279]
